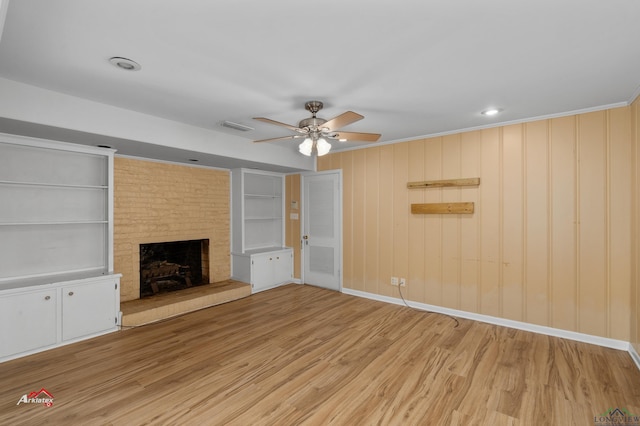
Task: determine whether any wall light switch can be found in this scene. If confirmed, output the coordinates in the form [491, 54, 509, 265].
[290, 213, 299, 220]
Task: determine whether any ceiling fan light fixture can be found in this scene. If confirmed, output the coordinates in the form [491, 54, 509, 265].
[316, 138, 331, 156]
[299, 138, 313, 156]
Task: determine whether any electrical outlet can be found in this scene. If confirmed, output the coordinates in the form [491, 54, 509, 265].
[399, 278, 406, 287]
[391, 277, 399, 286]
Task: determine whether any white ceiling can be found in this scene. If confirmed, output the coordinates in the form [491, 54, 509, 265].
[1, 0, 639, 169]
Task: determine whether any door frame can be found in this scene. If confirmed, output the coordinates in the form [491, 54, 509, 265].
[300, 170, 343, 291]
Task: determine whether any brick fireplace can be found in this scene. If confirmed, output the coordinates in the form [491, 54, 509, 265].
[113, 157, 230, 302]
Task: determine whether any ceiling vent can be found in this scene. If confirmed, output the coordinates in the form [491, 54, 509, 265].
[221, 121, 254, 132]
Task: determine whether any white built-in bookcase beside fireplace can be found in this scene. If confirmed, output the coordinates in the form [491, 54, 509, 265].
[231, 168, 293, 293]
[0, 133, 120, 362]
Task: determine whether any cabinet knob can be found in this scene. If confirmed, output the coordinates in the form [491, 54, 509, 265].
[44, 295, 51, 301]
[68, 291, 74, 296]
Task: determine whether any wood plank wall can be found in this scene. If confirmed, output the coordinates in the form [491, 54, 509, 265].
[285, 174, 301, 279]
[316, 106, 636, 341]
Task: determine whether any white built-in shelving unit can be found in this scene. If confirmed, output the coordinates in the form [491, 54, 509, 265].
[231, 168, 293, 292]
[0, 133, 120, 362]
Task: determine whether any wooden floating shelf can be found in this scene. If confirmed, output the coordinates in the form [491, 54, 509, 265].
[411, 202, 475, 214]
[407, 177, 480, 189]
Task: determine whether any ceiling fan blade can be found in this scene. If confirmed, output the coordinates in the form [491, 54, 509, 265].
[321, 111, 364, 131]
[253, 117, 300, 132]
[254, 135, 304, 143]
[332, 131, 381, 142]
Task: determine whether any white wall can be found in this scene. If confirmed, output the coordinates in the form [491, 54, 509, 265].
[0, 77, 315, 171]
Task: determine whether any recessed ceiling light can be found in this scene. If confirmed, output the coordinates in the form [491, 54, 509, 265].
[481, 108, 502, 116]
[109, 57, 141, 71]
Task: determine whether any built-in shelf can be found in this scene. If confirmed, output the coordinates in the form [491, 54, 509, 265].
[245, 194, 282, 199]
[0, 180, 108, 189]
[242, 247, 289, 255]
[231, 168, 292, 293]
[0, 268, 109, 290]
[0, 133, 119, 363]
[244, 217, 283, 221]
[0, 134, 114, 285]
[0, 221, 108, 226]
[232, 169, 285, 252]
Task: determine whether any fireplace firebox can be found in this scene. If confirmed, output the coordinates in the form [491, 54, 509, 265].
[139, 239, 209, 298]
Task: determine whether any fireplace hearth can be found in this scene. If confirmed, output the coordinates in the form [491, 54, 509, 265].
[140, 239, 209, 298]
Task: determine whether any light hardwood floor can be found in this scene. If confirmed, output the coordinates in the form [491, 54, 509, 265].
[1, 284, 639, 425]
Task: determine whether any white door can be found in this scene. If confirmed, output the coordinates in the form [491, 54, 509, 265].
[302, 171, 341, 291]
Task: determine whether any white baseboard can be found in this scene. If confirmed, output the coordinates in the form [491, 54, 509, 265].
[630, 344, 640, 371]
[341, 287, 630, 352]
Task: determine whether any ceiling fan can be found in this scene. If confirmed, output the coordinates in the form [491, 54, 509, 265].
[253, 101, 381, 156]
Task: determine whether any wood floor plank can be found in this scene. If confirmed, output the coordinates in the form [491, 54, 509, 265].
[0, 284, 638, 425]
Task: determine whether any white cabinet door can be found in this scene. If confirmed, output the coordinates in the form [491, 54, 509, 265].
[272, 251, 293, 285]
[62, 278, 118, 341]
[0, 289, 58, 357]
[251, 253, 274, 292]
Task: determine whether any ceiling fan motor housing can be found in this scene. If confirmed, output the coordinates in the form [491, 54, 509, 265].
[300, 101, 328, 131]
[298, 116, 328, 130]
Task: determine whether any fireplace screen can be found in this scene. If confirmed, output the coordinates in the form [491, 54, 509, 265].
[139, 239, 209, 298]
